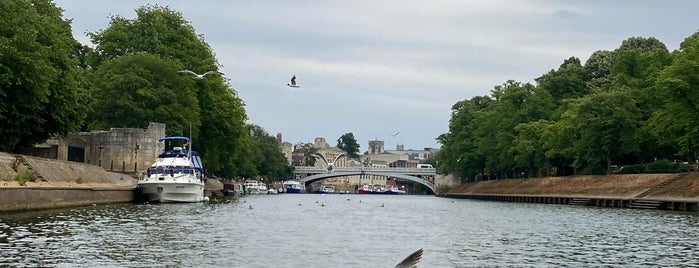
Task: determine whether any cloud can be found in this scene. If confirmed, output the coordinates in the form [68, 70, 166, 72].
[55, 0, 699, 150]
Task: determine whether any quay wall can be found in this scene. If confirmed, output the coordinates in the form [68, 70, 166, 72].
[0, 152, 137, 212]
[443, 173, 699, 212]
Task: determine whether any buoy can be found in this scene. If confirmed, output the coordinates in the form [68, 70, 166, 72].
[249, 205, 253, 209]
[203, 196, 210, 202]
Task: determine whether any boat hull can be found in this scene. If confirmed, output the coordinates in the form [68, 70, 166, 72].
[138, 181, 205, 203]
[285, 188, 306, 194]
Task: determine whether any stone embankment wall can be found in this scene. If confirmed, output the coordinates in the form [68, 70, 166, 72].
[444, 173, 699, 211]
[0, 152, 137, 212]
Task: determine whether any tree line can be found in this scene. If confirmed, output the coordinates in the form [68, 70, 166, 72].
[0, 2, 291, 181]
[435, 32, 699, 182]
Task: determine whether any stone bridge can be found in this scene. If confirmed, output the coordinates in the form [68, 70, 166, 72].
[293, 166, 437, 194]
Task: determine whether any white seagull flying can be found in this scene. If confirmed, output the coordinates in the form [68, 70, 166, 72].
[391, 131, 400, 137]
[178, 70, 224, 80]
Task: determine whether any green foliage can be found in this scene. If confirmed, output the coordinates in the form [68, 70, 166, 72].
[88, 53, 201, 135]
[437, 33, 699, 178]
[87, 5, 251, 178]
[618, 164, 648, 174]
[336, 133, 360, 158]
[647, 159, 677, 173]
[14, 170, 37, 186]
[536, 57, 589, 102]
[247, 124, 293, 181]
[0, 0, 89, 153]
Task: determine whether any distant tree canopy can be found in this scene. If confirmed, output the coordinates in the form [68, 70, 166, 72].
[436, 34, 699, 181]
[0, 0, 89, 153]
[337, 133, 360, 158]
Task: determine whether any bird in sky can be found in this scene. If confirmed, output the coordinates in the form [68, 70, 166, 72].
[391, 131, 400, 137]
[287, 75, 299, 88]
[395, 248, 423, 268]
[178, 70, 224, 80]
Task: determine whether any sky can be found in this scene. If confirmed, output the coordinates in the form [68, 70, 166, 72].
[53, 0, 699, 152]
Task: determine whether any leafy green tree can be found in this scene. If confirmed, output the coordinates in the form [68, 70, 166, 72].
[558, 91, 641, 174]
[583, 50, 614, 90]
[298, 143, 318, 166]
[337, 133, 360, 158]
[88, 53, 200, 136]
[0, 0, 89, 153]
[610, 36, 672, 164]
[511, 120, 554, 177]
[247, 124, 293, 181]
[647, 32, 699, 161]
[88, 5, 252, 178]
[473, 80, 555, 177]
[535, 57, 589, 103]
[435, 96, 491, 180]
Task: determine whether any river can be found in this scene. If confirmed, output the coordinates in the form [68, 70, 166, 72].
[1, 194, 698, 267]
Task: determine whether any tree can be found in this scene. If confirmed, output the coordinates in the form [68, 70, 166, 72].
[558, 91, 641, 174]
[248, 124, 293, 180]
[583, 50, 614, 90]
[88, 53, 200, 136]
[88, 5, 252, 178]
[337, 133, 360, 158]
[647, 31, 699, 161]
[298, 143, 318, 166]
[536, 57, 589, 103]
[473, 80, 555, 177]
[0, 0, 89, 153]
[435, 96, 491, 180]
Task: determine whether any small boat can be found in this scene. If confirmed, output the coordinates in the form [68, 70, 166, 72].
[283, 180, 306, 193]
[314, 185, 335, 194]
[267, 187, 279, 194]
[244, 180, 261, 195]
[384, 186, 406, 195]
[358, 184, 405, 195]
[257, 183, 269, 195]
[223, 182, 244, 197]
[137, 136, 206, 203]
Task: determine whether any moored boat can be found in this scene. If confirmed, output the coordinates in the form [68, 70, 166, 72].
[137, 136, 206, 203]
[244, 180, 261, 195]
[283, 180, 306, 193]
[357, 184, 405, 195]
[223, 182, 245, 197]
[314, 185, 335, 194]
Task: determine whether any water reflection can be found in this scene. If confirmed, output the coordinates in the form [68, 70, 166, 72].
[1, 195, 698, 267]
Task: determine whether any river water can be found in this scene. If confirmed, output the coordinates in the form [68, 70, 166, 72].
[1, 194, 698, 267]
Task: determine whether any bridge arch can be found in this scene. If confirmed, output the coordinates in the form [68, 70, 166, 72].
[299, 171, 435, 194]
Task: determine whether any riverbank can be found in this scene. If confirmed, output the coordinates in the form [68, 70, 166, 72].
[0, 152, 137, 212]
[443, 173, 699, 211]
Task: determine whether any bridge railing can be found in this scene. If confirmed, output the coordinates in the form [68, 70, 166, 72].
[293, 166, 436, 173]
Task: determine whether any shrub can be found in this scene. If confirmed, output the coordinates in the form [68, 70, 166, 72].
[14, 170, 37, 186]
[619, 164, 648, 174]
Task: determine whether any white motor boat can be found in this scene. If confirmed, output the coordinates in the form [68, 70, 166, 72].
[137, 136, 206, 203]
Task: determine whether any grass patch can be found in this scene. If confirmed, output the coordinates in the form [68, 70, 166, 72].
[14, 170, 36, 186]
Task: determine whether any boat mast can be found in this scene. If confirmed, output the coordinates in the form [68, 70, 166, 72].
[187, 123, 192, 159]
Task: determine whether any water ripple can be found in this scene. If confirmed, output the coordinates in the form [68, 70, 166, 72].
[1, 196, 699, 267]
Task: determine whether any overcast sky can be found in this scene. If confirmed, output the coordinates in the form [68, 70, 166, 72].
[54, 0, 699, 152]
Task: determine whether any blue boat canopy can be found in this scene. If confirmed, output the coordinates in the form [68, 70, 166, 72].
[159, 136, 191, 142]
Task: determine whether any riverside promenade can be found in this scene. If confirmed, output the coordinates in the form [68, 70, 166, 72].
[0, 152, 137, 212]
[443, 173, 699, 212]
